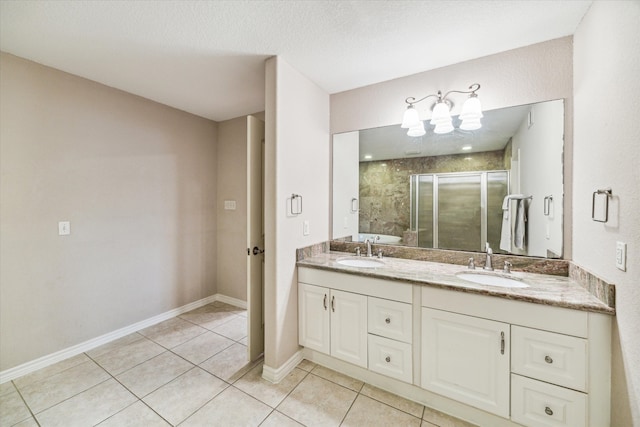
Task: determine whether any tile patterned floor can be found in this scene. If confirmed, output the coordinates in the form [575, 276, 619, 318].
[0, 302, 476, 427]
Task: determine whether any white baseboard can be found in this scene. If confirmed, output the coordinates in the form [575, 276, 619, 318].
[262, 349, 303, 384]
[0, 293, 244, 384]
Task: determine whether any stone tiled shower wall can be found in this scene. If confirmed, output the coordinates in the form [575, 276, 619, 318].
[359, 150, 507, 237]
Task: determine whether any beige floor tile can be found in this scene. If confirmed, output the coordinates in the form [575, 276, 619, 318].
[422, 421, 438, 427]
[212, 301, 246, 313]
[199, 342, 256, 382]
[97, 401, 170, 426]
[115, 351, 193, 398]
[92, 336, 165, 375]
[143, 367, 227, 426]
[139, 318, 188, 336]
[361, 383, 424, 418]
[86, 333, 144, 359]
[13, 353, 91, 389]
[277, 374, 357, 427]
[260, 410, 304, 427]
[0, 381, 16, 397]
[35, 379, 136, 427]
[296, 359, 316, 372]
[310, 365, 364, 392]
[423, 406, 478, 427]
[210, 315, 247, 341]
[11, 417, 39, 427]
[181, 386, 271, 426]
[234, 364, 307, 407]
[180, 306, 237, 326]
[171, 331, 234, 364]
[18, 360, 110, 414]
[0, 388, 32, 426]
[140, 318, 207, 349]
[342, 394, 422, 427]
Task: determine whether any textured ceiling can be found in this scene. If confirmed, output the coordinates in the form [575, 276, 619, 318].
[0, 1, 591, 121]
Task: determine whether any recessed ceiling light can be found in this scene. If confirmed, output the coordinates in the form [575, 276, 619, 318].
[364, 154, 372, 160]
[462, 145, 472, 151]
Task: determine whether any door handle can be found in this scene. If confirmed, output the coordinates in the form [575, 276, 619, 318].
[252, 246, 264, 255]
[331, 296, 335, 312]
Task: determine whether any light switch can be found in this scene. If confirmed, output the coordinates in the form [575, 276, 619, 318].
[615, 241, 626, 271]
[58, 221, 70, 236]
[224, 200, 236, 210]
[303, 220, 310, 236]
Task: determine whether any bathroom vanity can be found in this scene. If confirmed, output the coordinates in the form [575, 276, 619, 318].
[297, 253, 614, 427]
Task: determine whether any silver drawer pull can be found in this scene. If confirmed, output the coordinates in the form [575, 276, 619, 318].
[545, 355, 553, 364]
[385, 356, 391, 363]
[545, 406, 553, 416]
[385, 317, 391, 324]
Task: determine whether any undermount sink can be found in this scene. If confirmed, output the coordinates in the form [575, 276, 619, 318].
[337, 257, 385, 268]
[456, 272, 529, 288]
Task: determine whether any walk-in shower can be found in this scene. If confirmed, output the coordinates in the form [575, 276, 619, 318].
[410, 171, 509, 252]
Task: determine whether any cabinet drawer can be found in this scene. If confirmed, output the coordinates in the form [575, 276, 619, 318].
[368, 297, 412, 343]
[512, 326, 587, 391]
[511, 374, 587, 427]
[367, 334, 412, 383]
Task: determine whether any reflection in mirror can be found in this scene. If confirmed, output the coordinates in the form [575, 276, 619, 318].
[332, 99, 564, 258]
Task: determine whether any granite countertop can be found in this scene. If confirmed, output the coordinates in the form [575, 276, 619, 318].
[297, 252, 615, 315]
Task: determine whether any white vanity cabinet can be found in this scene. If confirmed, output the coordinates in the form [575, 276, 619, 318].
[422, 287, 611, 427]
[421, 308, 511, 418]
[298, 282, 368, 367]
[298, 267, 413, 377]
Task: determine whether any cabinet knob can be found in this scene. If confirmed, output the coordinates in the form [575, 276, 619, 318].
[385, 356, 391, 363]
[545, 406, 553, 416]
[385, 317, 391, 324]
[545, 355, 553, 364]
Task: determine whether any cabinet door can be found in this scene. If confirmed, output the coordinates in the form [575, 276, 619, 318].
[298, 283, 330, 354]
[330, 289, 368, 367]
[422, 308, 510, 418]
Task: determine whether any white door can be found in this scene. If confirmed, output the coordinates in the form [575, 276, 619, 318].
[330, 289, 368, 368]
[247, 116, 265, 361]
[421, 308, 510, 418]
[298, 283, 330, 353]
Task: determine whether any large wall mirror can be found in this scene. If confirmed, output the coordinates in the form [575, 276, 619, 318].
[332, 99, 564, 258]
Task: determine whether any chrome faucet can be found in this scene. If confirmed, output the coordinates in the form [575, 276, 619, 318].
[483, 242, 494, 271]
[365, 239, 373, 257]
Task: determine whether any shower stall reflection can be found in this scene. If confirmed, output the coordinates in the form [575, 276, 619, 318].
[410, 171, 508, 252]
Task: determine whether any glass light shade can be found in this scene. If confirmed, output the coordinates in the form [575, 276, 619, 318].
[459, 96, 483, 120]
[430, 101, 451, 125]
[407, 122, 426, 137]
[460, 117, 482, 131]
[401, 105, 420, 128]
[433, 122, 454, 134]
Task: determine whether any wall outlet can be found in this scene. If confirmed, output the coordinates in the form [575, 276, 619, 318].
[615, 241, 626, 271]
[303, 220, 310, 236]
[224, 200, 236, 210]
[58, 221, 70, 236]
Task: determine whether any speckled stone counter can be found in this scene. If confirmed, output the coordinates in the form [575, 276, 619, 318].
[297, 252, 615, 315]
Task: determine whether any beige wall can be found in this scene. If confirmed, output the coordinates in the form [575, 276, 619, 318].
[216, 117, 248, 302]
[331, 37, 574, 259]
[573, 2, 640, 425]
[264, 57, 330, 368]
[0, 53, 219, 371]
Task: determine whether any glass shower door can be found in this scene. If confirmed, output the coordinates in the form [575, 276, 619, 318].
[437, 174, 482, 251]
[416, 175, 433, 248]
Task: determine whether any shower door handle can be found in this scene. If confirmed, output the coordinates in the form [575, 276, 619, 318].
[252, 246, 264, 255]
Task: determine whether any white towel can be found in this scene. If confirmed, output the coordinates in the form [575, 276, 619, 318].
[499, 196, 512, 251]
[514, 199, 526, 249]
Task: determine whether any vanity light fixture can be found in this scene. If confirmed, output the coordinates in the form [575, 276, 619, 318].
[401, 83, 483, 136]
